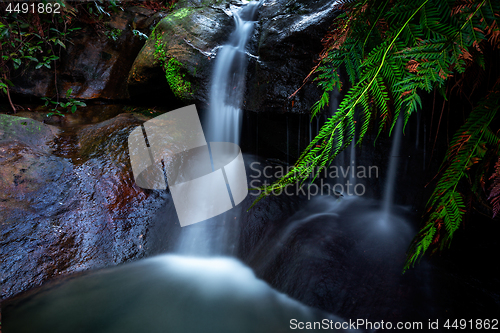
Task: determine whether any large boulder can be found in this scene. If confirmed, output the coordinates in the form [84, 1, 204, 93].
[0, 113, 168, 300]
[0, 113, 310, 301]
[127, 0, 234, 103]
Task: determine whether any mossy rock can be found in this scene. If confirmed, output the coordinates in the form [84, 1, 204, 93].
[0, 114, 59, 152]
[127, 1, 234, 104]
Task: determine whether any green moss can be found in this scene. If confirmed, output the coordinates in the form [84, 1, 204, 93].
[170, 7, 193, 20]
[153, 35, 168, 62]
[152, 30, 193, 100]
[164, 58, 192, 99]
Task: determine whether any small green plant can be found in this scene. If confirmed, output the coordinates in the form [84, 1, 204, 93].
[105, 27, 123, 41]
[0, 2, 81, 112]
[0, 77, 14, 95]
[41, 89, 87, 117]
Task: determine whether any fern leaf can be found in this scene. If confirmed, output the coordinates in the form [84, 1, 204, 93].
[406, 79, 500, 269]
[489, 157, 500, 218]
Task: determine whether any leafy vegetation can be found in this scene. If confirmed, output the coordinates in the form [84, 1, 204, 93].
[1, 0, 178, 113]
[104, 27, 123, 41]
[153, 30, 193, 100]
[489, 157, 500, 218]
[41, 88, 86, 117]
[252, 0, 500, 270]
[405, 80, 499, 270]
[0, 0, 78, 112]
[164, 58, 193, 99]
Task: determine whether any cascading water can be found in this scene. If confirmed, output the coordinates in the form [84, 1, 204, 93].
[246, 114, 415, 322]
[205, 1, 261, 144]
[347, 134, 356, 193]
[381, 116, 403, 217]
[176, 1, 261, 256]
[329, 87, 348, 193]
[7, 1, 478, 330]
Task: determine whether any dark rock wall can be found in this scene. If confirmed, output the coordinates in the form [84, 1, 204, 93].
[9, 7, 161, 101]
[246, 0, 340, 113]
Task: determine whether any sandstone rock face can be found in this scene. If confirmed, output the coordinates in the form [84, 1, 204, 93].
[10, 7, 161, 100]
[128, 0, 340, 113]
[0, 113, 168, 300]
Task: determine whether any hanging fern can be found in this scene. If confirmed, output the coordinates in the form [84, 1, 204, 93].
[404, 80, 500, 271]
[251, 0, 500, 268]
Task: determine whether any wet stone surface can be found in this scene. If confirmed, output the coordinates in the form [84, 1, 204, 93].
[0, 112, 168, 300]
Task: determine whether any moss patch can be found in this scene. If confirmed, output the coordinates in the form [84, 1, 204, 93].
[164, 58, 192, 99]
[152, 30, 193, 100]
[170, 7, 194, 21]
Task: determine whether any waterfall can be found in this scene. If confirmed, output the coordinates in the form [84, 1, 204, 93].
[382, 117, 403, 216]
[205, 1, 261, 144]
[177, 1, 261, 256]
[348, 134, 356, 194]
[328, 87, 348, 194]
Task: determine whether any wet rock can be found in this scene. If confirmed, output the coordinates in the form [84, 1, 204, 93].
[0, 114, 59, 152]
[127, 0, 234, 103]
[0, 113, 168, 300]
[10, 7, 158, 100]
[247, 0, 340, 113]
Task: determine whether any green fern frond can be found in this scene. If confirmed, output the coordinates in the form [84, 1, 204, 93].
[405, 79, 500, 271]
